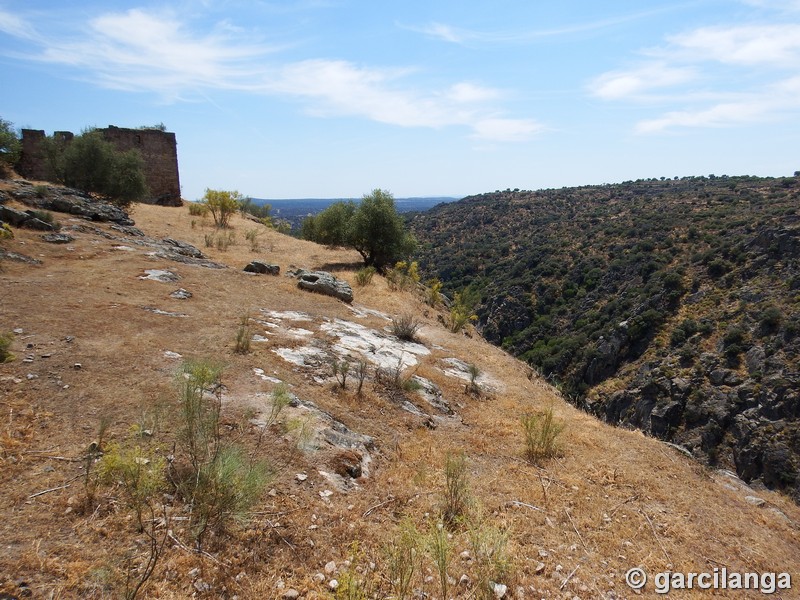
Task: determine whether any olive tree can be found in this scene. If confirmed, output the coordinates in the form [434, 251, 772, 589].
[302, 189, 416, 270]
[60, 130, 148, 207]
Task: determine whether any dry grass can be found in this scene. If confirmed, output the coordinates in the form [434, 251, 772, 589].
[0, 190, 798, 598]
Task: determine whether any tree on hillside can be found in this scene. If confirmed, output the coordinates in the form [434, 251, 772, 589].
[201, 188, 244, 228]
[301, 200, 356, 247]
[301, 189, 416, 270]
[0, 117, 21, 177]
[57, 130, 148, 207]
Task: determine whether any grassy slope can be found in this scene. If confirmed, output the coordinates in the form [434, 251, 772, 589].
[0, 190, 798, 598]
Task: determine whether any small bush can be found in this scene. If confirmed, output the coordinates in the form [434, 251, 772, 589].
[0, 331, 15, 363]
[188, 202, 208, 217]
[387, 260, 420, 291]
[234, 314, 252, 354]
[244, 229, 261, 252]
[354, 266, 376, 287]
[427, 523, 451, 600]
[98, 442, 166, 531]
[0, 223, 13, 240]
[424, 278, 443, 307]
[466, 510, 512, 600]
[175, 360, 271, 547]
[442, 452, 471, 529]
[465, 363, 482, 396]
[384, 519, 421, 600]
[374, 356, 417, 392]
[448, 292, 478, 333]
[391, 314, 421, 342]
[332, 358, 350, 389]
[759, 305, 783, 332]
[355, 360, 369, 395]
[521, 406, 564, 464]
[216, 231, 236, 251]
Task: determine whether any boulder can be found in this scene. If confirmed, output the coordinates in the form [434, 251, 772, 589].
[288, 268, 353, 303]
[162, 238, 203, 258]
[244, 260, 280, 275]
[41, 233, 75, 244]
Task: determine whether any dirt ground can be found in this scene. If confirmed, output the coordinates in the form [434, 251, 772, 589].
[1, 193, 798, 599]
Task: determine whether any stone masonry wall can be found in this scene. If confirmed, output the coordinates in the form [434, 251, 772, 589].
[17, 126, 182, 206]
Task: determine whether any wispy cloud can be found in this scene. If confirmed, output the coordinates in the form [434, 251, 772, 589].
[589, 63, 698, 100]
[264, 60, 541, 141]
[0, 7, 541, 142]
[590, 8, 800, 132]
[665, 24, 800, 67]
[0, 8, 38, 39]
[406, 8, 680, 46]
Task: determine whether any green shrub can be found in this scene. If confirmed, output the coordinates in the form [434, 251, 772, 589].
[448, 292, 478, 333]
[98, 442, 166, 531]
[189, 445, 270, 543]
[201, 188, 243, 228]
[424, 278, 443, 307]
[427, 523, 451, 600]
[97, 439, 168, 599]
[521, 405, 564, 464]
[0, 332, 15, 363]
[759, 305, 783, 332]
[175, 360, 271, 547]
[0, 117, 21, 174]
[386, 260, 420, 291]
[0, 223, 13, 240]
[234, 314, 252, 354]
[442, 452, 471, 529]
[303, 189, 416, 270]
[331, 358, 350, 389]
[384, 519, 421, 600]
[354, 266, 376, 287]
[188, 202, 208, 217]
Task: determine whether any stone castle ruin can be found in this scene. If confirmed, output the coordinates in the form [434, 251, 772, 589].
[17, 125, 182, 206]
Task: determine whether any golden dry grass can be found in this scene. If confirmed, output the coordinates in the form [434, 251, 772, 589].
[0, 195, 798, 599]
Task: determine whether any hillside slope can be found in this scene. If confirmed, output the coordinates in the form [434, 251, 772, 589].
[409, 176, 800, 502]
[1, 179, 799, 599]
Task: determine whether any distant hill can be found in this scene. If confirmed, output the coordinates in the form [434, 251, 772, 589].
[409, 175, 800, 500]
[253, 196, 459, 231]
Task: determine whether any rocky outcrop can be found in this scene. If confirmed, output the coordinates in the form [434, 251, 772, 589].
[0, 205, 55, 231]
[244, 260, 280, 275]
[288, 269, 353, 303]
[9, 181, 134, 226]
[586, 349, 800, 501]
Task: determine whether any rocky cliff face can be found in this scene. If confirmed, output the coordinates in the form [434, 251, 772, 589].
[410, 176, 800, 500]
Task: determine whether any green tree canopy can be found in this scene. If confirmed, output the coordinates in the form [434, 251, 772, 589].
[301, 189, 416, 270]
[0, 117, 21, 174]
[59, 130, 148, 207]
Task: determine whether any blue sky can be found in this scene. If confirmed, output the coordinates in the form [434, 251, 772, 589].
[1, 1, 799, 200]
